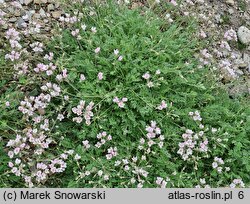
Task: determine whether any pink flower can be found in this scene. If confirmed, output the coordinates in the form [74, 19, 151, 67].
[157, 100, 167, 110]
[71, 29, 79, 37]
[62, 69, 68, 78]
[118, 101, 125, 108]
[118, 56, 123, 61]
[5, 101, 10, 107]
[80, 74, 86, 81]
[113, 97, 119, 103]
[98, 72, 103, 80]
[170, 0, 177, 6]
[113, 97, 127, 108]
[122, 97, 128, 102]
[94, 47, 100, 54]
[224, 28, 237, 41]
[142, 72, 150, 79]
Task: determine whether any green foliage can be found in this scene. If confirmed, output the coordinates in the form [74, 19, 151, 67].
[0, 1, 249, 188]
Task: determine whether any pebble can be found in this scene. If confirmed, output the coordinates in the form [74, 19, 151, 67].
[47, 4, 55, 11]
[17, 17, 26, 28]
[34, 0, 47, 4]
[9, 17, 17, 23]
[228, 8, 234, 15]
[24, 0, 33, 5]
[39, 8, 46, 18]
[51, 11, 61, 19]
[226, 0, 235, 6]
[238, 26, 250, 45]
[243, 53, 250, 63]
[229, 84, 248, 98]
[243, 53, 250, 73]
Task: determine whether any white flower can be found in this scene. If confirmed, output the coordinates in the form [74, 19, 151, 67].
[74, 154, 81, 160]
[98, 170, 103, 176]
[91, 27, 97, 33]
[212, 162, 218, 169]
[131, 178, 136, 184]
[114, 49, 119, 55]
[200, 178, 206, 184]
[104, 175, 109, 180]
[81, 24, 87, 30]
[57, 114, 64, 121]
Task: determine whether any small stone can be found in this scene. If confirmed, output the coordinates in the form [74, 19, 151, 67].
[238, 26, 250, 45]
[243, 53, 250, 65]
[226, 0, 234, 6]
[34, 0, 47, 4]
[9, 17, 17, 23]
[235, 69, 244, 76]
[54, 2, 60, 8]
[39, 8, 46, 18]
[228, 8, 234, 15]
[51, 11, 61, 19]
[17, 17, 26, 28]
[47, 4, 55, 11]
[2, 24, 8, 29]
[243, 53, 250, 72]
[247, 79, 250, 87]
[238, 62, 248, 68]
[24, 0, 33, 5]
[14, 10, 21, 17]
[7, 7, 14, 13]
[229, 84, 248, 98]
[33, 13, 41, 19]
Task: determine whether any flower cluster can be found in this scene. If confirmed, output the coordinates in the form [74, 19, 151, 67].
[115, 156, 149, 188]
[72, 100, 94, 125]
[4, 28, 22, 62]
[41, 83, 61, 97]
[195, 178, 211, 188]
[59, 13, 79, 24]
[138, 121, 165, 154]
[219, 59, 237, 79]
[30, 42, 44, 53]
[156, 100, 167, 110]
[113, 49, 123, 61]
[199, 49, 212, 65]
[18, 94, 51, 117]
[13, 61, 29, 76]
[189, 110, 202, 121]
[95, 131, 112, 148]
[212, 157, 225, 173]
[34, 62, 57, 76]
[224, 28, 237, 41]
[82, 140, 91, 149]
[113, 97, 128, 108]
[156, 177, 170, 188]
[106, 147, 118, 160]
[177, 127, 209, 161]
[49, 159, 67, 173]
[56, 69, 68, 81]
[230, 179, 245, 188]
[142, 70, 162, 88]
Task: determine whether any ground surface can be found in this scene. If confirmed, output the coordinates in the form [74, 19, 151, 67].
[0, 0, 249, 188]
